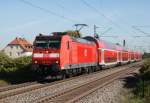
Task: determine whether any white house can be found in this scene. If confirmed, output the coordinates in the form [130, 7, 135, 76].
[2, 37, 33, 58]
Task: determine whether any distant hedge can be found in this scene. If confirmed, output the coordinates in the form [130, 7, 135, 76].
[142, 52, 150, 59]
[140, 58, 150, 73]
[0, 52, 31, 73]
[132, 58, 150, 102]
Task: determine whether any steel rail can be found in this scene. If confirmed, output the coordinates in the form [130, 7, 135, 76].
[31, 63, 142, 103]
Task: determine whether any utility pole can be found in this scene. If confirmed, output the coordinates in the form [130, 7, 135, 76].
[123, 40, 126, 47]
[94, 24, 99, 38]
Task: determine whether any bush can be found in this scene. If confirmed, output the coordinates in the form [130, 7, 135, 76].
[0, 51, 31, 72]
[129, 98, 144, 103]
[0, 52, 16, 73]
[133, 59, 150, 102]
[142, 52, 150, 59]
[14, 56, 31, 69]
[140, 58, 150, 73]
[0, 52, 34, 83]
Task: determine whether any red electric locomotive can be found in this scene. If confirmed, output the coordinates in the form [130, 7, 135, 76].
[32, 32, 97, 77]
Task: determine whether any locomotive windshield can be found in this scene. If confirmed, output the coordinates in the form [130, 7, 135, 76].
[34, 39, 60, 49]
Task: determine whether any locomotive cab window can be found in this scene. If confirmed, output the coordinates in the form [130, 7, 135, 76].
[34, 38, 61, 49]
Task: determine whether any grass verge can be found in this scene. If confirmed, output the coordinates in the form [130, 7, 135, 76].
[120, 59, 150, 103]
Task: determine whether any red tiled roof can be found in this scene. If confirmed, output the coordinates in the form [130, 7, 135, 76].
[8, 37, 33, 52]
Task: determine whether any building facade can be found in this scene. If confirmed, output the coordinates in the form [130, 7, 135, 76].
[2, 37, 33, 58]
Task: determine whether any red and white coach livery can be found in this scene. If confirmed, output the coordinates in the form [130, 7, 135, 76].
[32, 32, 142, 77]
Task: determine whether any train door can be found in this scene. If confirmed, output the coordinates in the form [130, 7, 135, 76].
[68, 41, 72, 65]
[101, 48, 105, 65]
[98, 48, 102, 64]
[118, 51, 121, 62]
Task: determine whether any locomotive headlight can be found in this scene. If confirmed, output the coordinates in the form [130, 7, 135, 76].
[49, 53, 59, 57]
[34, 61, 37, 64]
[56, 61, 59, 63]
[50, 33, 54, 36]
[33, 53, 43, 58]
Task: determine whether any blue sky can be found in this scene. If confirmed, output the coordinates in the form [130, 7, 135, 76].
[0, 0, 150, 52]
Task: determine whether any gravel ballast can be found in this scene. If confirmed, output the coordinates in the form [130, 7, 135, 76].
[75, 70, 139, 103]
[0, 63, 139, 103]
[75, 80, 124, 103]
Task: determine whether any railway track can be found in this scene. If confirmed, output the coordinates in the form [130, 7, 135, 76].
[0, 62, 142, 103]
[0, 75, 87, 100]
[0, 82, 37, 93]
[31, 63, 141, 103]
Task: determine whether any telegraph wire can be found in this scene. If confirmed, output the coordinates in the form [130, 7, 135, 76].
[19, 0, 78, 23]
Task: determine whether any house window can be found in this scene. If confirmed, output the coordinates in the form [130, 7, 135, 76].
[17, 52, 20, 56]
[16, 45, 19, 49]
[10, 46, 13, 49]
[10, 52, 12, 56]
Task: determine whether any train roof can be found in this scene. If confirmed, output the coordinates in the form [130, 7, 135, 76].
[83, 36, 128, 51]
[98, 39, 128, 51]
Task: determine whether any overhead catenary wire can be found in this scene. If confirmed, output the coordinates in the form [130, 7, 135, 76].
[80, 0, 150, 52]
[100, 27, 112, 35]
[81, 0, 124, 30]
[133, 25, 150, 28]
[101, 36, 118, 38]
[54, 0, 71, 13]
[19, 0, 78, 23]
[132, 25, 150, 36]
[108, 11, 139, 36]
[81, 0, 135, 35]
[109, 10, 150, 37]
